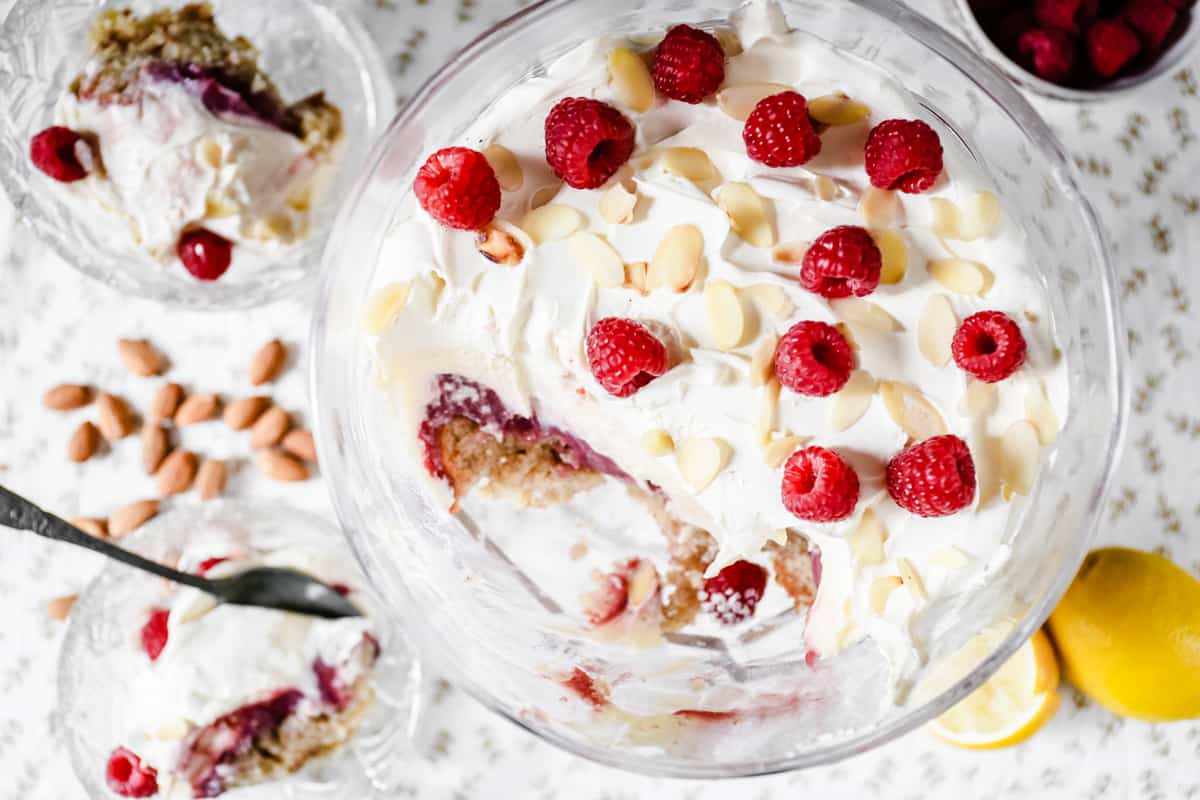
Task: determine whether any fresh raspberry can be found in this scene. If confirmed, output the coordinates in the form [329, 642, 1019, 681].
[651, 24, 726, 103]
[1087, 18, 1142, 75]
[886, 435, 977, 518]
[176, 228, 233, 281]
[1163, 0, 1193, 8]
[413, 146, 501, 229]
[986, 9, 1038, 54]
[773, 321, 854, 397]
[781, 446, 860, 523]
[1124, 0, 1178, 50]
[1018, 28, 1079, 83]
[585, 317, 668, 397]
[544, 97, 636, 189]
[800, 226, 882, 299]
[742, 91, 822, 168]
[864, 119, 944, 194]
[29, 126, 90, 182]
[1034, 0, 1100, 31]
[140, 607, 170, 662]
[106, 747, 158, 798]
[700, 560, 768, 624]
[952, 310, 1027, 383]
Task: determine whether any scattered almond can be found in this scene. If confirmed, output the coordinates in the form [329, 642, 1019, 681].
[930, 545, 970, 570]
[96, 392, 135, 440]
[647, 224, 702, 292]
[626, 560, 660, 606]
[703, 280, 745, 350]
[141, 423, 169, 474]
[836, 322, 858, 352]
[1001, 420, 1041, 497]
[608, 47, 655, 112]
[830, 297, 902, 333]
[157, 449, 198, 496]
[47, 594, 78, 621]
[830, 370, 876, 432]
[257, 450, 309, 482]
[641, 429, 675, 456]
[676, 436, 728, 492]
[148, 383, 184, 422]
[67, 421, 100, 463]
[763, 434, 807, 469]
[249, 339, 286, 386]
[754, 379, 781, 446]
[70, 517, 107, 538]
[281, 428, 317, 463]
[749, 334, 777, 387]
[928, 258, 994, 296]
[108, 499, 159, 538]
[917, 294, 957, 367]
[196, 459, 227, 501]
[569, 232, 625, 288]
[661, 147, 717, 183]
[1025, 381, 1059, 445]
[869, 576, 903, 614]
[813, 174, 839, 201]
[849, 508, 887, 564]
[959, 191, 1002, 240]
[897, 557, 928, 602]
[362, 281, 412, 335]
[960, 379, 999, 417]
[879, 381, 947, 440]
[600, 181, 639, 225]
[117, 338, 165, 377]
[175, 392, 219, 426]
[745, 283, 794, 318]
[715, 28, 742, 56]
[43, 384, 92, 410]
[482, 143, 523, 192]
[223, 396, 270, 431]
[717, 182, 775, 248]
[520, 204, 584, 244]
[859, 187, 900, 227]
[476, 224, 525, 265]
[528, 183, 562, 210]
[250, 406, 290, 449]
[873, 229, 907, 284]
[928, 197, 962, 239]
[807, 92, 870, 126]
[624, 261, 649, 295]
[716, 82, 791, 121]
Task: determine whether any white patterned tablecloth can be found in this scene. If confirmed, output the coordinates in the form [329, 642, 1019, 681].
[1, 0, 1199, 797]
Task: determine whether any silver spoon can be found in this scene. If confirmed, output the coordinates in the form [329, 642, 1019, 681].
[0, 485, 361, 619]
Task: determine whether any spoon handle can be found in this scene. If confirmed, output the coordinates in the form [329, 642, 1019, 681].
[0, 484, 210, 591]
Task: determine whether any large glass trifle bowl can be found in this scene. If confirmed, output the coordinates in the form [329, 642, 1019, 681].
[311, 0, 1125, 777]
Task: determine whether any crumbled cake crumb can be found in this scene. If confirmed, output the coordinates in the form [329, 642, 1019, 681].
[767, 531, 817, 612]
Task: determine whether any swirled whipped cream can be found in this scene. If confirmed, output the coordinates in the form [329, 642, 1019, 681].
[366, 0, 1068, 679]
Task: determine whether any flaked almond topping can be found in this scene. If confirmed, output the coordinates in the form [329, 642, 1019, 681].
[746, 282, 795, 319]
[641, 429, 675, 456]
[813, 174, 839, 202]
[716, 82, 792, 121]
[917, 293, 957, 367]
[929, 545, 970, 569]
[624, 260, 649, 295]
[754, 379, 781, 446]
[362, 281, 412, 335]
[959, 191, 1002, 240]
[869, 575, 903, 614]
[520, 204, 585, 244]
[249, 339, 286, 386]
[599, 181, 639, 225]
[960, 379, 998, 417]
[529, 183, 562, 210]
[717, 182, 775, 248]
[928, 258, 994, 296]
[872, 229, 907, 285]
[676, 436, 728, 492]
[928, 197, 962, 239]
[879, 381, 947, 441]
[859, 187, 900, 227]
[608, 47, 655, 112]
[715, 28, 743, 56]
[763, 433, 806, 469]
[570, 232, 625, 288]
[1025, 381, 1059, 445]
[43, 383, 92, 410]
[703, 280, 745, 351]
[830, 297, 902, 333]
[897, 557, 928, 602]
[849, 508, 887, 564]
[661, 147, 717, 184]
[117, 338, 165, 377]
[483, 142, 523, 192]
[749, 334, 777, 387]
[647, 224, 702, 292]
[807, 92, 870, 126]
[1001, 420, 1040, 498]
[476, 224, 525, 266]
[830, 370, 876, 432]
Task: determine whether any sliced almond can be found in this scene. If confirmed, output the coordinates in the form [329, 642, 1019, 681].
[959, 191, 1002, 240]
[1001, 420, 1041, 497]
[529, 183, 562, 210]
[257, 450, 309, 482]
[43, 383, 92, 410]
[569, 232, 625, 288]
[830, 370, 876, 432]
[716, 82, 791, 121]
[1025, 381, 1059, 446]
[626, 560, 660, 607]
[647, 224, 702, 292]
[807, 92, 870, 126]
[745, 283, 794, 318]
[641, 429, 675, 456]
[754, 380, 781, 446]
[869, 576, 903, 614]
[476, 224, 525, 265]
[175, 393, 219, 426]
[879, 381, 947, 440]
[483, 143, 523, 192]
[141, 423, 169, 474]
[960, 379, 998, 417]
[70, 517, 107, 538]
[223, 396, 270, 431]
[836, 321, 859, 353]
[749, 334, 777, 387]
[96, 392, 134, 441]
[196, 459, 227, 501]
[117, 338, 165, 377]
[849, 508, 887, 564]
[928, 197, 962, 239]
[149, 382, 184, 422]
[928, 258, 994, 296]
[715, 28, 743, 56]
[249, 339, 286, 386]
[917, 294, 957, 367]
[830, 297, 902, 333]
[599, 181, 638, 225]
[68, 421, 100, 463]
[676, 436, 728, 492]
[47, 594, 78, 621]
[157, 449, 197, 496]
[813, 175, 839, 202]
[281, 428, 317, 463]
[624, 260, 649, 294]
[108, 499, 159, 538]
[661, 147, 717, 184]
[717, 183, 775, 248]
[897, 557, 928, 602]
[763, 434, 806, 469]
[873, 229, 907, 285]
[929, 545, 969, 570]
[608, 47, 655, 113]
[362, 281, 412, 335]
[703, 280, 745, 350]
[859, 187, 900, 227]
[250, 406, 291, 449]
[771, 241, 807, 265]
[520, 204, 584, 244]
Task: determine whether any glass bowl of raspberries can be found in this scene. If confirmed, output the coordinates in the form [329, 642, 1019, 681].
[954, 0, 1199, 98]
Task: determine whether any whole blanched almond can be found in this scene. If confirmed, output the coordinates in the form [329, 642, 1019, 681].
[281, 428, 317, 463]
[142, 423, 169, 474]
[68, 421, 101, 463]
[249, 339, 287, 385]
[149, 383, 184, 422]
[47, 594, 78, 621]
[108, 499, 159, 538]
[117, 338, 165, 377]
[43, 384, 92, 410]
[157, 449, 198, 496]
[250, 406, 290, 449]
[70, 517, 108, 538]
[223, 396, 270, 431]
[175, 392, 219, 426]
[196, 459, 227, 501]
[96, 393, 134, 441]
[257, 450, 309, 482]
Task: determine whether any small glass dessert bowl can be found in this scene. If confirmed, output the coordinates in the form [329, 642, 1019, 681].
[58, 501, 418, 799]
[0, 0, 392, 308]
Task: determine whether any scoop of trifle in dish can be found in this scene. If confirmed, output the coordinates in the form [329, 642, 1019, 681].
[362, 0, 1068, 723]
[27, 2, 343, 282]
[100, 544, 378, 799]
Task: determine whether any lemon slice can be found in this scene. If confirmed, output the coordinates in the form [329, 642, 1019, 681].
[927, 628, 1060, 749]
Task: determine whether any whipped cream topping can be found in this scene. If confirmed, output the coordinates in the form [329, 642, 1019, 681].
[368, 0, 1068, 679]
